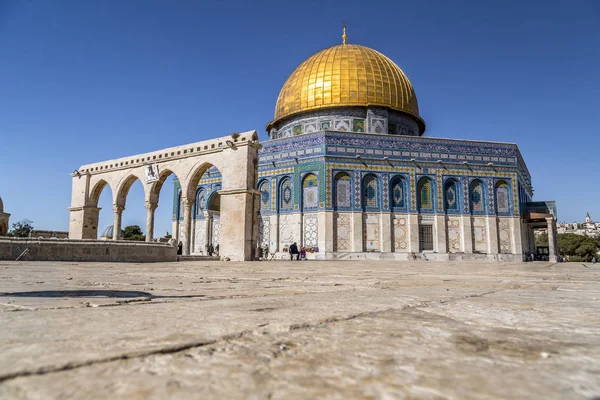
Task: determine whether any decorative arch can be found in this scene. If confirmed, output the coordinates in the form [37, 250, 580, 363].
[148, 168, 181, 206]
[279, 176, 293, 211]
[334, 172, 352, 209]
[89, 179, 111, 207]
[390, 175, 407, 209]
[362, 174, 379, 209]
[115, 174, 144, 208]
[495, 180, 510, 214]
[417, 177, 434, 211]
[302, 173, 319, 211]
[444, 178, 460, 212]
[257, 179, 271, 211]
[470, 179, 486, 213]
[185, 162, 217, 202]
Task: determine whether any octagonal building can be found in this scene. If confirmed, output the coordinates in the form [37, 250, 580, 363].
[173, 36, 556, 261]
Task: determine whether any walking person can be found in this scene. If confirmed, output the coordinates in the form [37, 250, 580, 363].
[592, 256, 597, 264]
[289, 242, 299, 261]
[177, 241, 183, 261]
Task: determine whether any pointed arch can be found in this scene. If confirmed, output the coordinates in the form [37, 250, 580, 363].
[495, 180, 510, 214]
[417, 177, 434, 211]
[257, 179, 271, 211]
[278, 176, 293, 211]
[469, 179, 485, 213]
[148, 168, 182, 206]
[444, 178, 460, 212]
[334, 171, 352, 210]
[390, 175, 407, 210]
[301, 173, 319, 211]
[89, 179, 111, 207]
[362, 173, 379, 210]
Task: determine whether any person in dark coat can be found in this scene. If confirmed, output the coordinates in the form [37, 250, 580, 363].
[289, 242, 299, 261]
[177, 241, 183, 255]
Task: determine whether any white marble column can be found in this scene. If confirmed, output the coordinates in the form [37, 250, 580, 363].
[435, 215, 447, 253]
[408, 214, 419, 253]
[462, 215, 473, 253]
[182, 199, 193, 255]
[486, 216, 499, 255]
[351, 212, 363, 252]
[112, 205, 124, 240]
[546, 216, 558, 262]
[380, 213, 392, 252]
[318, 211, 333, 254]
[145, 202, 158, 242]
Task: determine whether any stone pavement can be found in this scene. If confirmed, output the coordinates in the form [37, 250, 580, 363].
[0, 260, 598, 399]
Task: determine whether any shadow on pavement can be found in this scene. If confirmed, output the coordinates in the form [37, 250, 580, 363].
[0, 290, 207, 299]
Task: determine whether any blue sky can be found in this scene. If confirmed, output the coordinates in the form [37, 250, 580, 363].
[0, 0, 598, 236]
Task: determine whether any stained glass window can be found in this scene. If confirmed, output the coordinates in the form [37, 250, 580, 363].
[418, 178, 433, 210]
[279, 178, 293, 210]
[444, 180, 458, 211]
[335, 172, 351, 208]
[258, 181, 270, 211]
[390, 176, 405, 208]
[470, 180, 485, 212]
[496, 181, 509, 213]
[362, 174, 378, 208]
[302, 173, 319, 209]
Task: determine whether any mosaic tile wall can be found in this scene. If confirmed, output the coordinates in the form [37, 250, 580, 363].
[334, 212, 352, 251]
[258, 216, 270, 248]
[496, 182, 510, 214]
[498, 218, 512, 254]
[334, 173, 352, 209]
[470, 180, 485, 213]
[472, 217, 488, 253]
[362, 174, 379, 208]
[363, 213, 380, 251]
[302, 173, 319, 210]
[302, 214, 318, 248]
[392, 215, 408, 252]
[447, 217, 462, 253]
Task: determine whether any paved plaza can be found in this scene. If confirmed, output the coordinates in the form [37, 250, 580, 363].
[0, 260, 598, 399]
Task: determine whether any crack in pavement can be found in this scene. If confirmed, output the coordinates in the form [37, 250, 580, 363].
[0, 288, 504, 384]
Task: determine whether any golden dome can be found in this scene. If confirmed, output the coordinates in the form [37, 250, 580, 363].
[269, 43, 425, 132]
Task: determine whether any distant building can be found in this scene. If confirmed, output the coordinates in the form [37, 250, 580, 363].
[0, 196, 10, 236]
[557, 213, 600, 238]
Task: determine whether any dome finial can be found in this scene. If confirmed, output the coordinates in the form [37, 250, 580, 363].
[342, 21, 347, 45]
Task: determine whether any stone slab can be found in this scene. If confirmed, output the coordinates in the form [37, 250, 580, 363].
[0, 260, 598, 399]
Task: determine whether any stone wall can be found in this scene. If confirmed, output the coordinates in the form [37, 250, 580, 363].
[0, 238, 177, 262]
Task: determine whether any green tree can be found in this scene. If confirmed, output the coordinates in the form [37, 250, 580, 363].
[8, 219, 34, 238]
[122, 225, 145, 241]
[557, 233, 600, 262]
[535, 232, 548, 246]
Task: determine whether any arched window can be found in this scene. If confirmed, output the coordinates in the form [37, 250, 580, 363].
[258, 181, 270, 211]
[334, 172, 351, 209]
[495, 181, 510, 214]
[390, 176, 406, 209]
[196, 188, 207, 215]
[470, 180, 485, 213]
[418, 177, 433, 211]
[362, 174, 379, 209]
[279, 177, 293, 211]
[444, 179, 459, 211]
[302, 173, 319, 210]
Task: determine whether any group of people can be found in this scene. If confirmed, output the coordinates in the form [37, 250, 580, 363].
[288, 242, 308, 261]
[176, 242, 219, 257]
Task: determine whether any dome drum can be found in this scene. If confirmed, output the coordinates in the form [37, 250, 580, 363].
[269, 106, 420, 139]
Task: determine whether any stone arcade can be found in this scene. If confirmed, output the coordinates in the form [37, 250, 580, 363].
[172, 37, 557, 261]
[68, 132, 260, 261]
